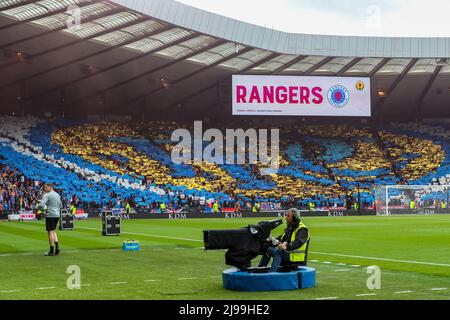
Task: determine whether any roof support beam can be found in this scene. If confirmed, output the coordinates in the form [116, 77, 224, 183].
[0, 0, 45, 13]
[0, 0, 97, 33]
[0, 1, 77, 32]
[365, 58, 390, 121]
[149, 52, 280, 114]
[368, 58, 390, 77]
[271, 55, 306, 74]
[24, 32, 202, 102]
[303, 56, 334, 75]
[240, 53, 286, 74]
[377, 58, 418, 120]
[0, 24, 173, 91]
[386, 59, 419, 97]
[0, 6, 128, 67]
[113, 47, 260, 112]
[415, 65, 443, 118]
[337, 57, 363, 76]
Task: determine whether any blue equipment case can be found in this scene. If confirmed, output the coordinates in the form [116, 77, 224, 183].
[123, 240, 140, 252]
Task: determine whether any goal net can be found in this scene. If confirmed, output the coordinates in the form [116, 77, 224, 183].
[374, 185, 450, 216]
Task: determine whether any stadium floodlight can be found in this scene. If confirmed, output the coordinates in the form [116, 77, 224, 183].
[160, 78, 171, 89]
[11, 51, 28, 63]
[374, 185, 450, 216]
[377, 89, 386, 97]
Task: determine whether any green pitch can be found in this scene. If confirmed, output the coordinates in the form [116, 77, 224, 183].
[0, 215, 449, 300]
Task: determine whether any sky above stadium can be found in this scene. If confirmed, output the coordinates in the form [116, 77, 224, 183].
[177, 0, 450, 37]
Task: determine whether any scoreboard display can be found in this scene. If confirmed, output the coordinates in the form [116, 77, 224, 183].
[232, 75, 371, 117]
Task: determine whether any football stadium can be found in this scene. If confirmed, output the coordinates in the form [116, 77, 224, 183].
[0, 0, 449, 304]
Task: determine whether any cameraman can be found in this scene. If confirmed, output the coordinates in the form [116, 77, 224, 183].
[258, 208, 310, 272]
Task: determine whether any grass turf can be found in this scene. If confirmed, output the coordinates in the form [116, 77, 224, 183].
[0, 215, 449, 300]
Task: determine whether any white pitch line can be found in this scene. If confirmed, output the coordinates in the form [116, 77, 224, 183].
[1, 290, 21, 293]
[178, 278, 198, 280]
[144, 280, 162, 282]
[77, 227, 203, 243]
[70, 284, 91, 289]
[356, 293, 377, 297]
[21, 253, 33, 256]
[0, 254, 12, 257]
[309, 260, 319, 263]
[395, 291, 413, 294]
[311, 251, 450, 268]
[316, 297, 338, 300]
[12, 224, 447, 269]
[336, 263, 347, 266]
[429, 288, 448, 291]
[350, 265, 361, 268]
[322, 261, 332, 264]
[334, 269, 351, 272]
[36, 287, 55, 290]
[109, 282, 127, 285]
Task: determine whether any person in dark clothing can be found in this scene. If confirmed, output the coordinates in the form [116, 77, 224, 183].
[258, 208, 310, 272]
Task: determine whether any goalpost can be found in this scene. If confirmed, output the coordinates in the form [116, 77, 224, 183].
[374, 185, 450, 216]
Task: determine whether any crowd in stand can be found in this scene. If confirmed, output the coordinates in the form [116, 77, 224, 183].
[1, 116, 449, 213]
[0, 161, 42, 212]
[379, 130, 445, 182]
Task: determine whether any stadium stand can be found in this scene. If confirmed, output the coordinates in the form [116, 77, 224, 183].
[0, 0, 448, 216]
[1, 115, 450, 213]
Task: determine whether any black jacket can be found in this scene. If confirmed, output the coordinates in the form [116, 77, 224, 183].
[278, 222, 309, 251]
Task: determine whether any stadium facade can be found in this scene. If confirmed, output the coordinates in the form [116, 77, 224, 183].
[0, 0, 450, 120]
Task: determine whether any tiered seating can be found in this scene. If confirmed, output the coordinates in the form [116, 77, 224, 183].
[379, 131, 445, 182]
[1, 116, 450, 211]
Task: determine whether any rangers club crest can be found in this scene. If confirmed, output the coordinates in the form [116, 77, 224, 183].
[328, 85, 350, 108]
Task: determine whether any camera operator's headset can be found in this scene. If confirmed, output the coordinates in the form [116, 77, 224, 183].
[290, 208, 301, 222]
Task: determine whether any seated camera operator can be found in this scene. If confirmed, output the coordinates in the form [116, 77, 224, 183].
[258, 208, 310, 272]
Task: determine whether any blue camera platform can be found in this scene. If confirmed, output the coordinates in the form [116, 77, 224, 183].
[222, 266, 316, 291]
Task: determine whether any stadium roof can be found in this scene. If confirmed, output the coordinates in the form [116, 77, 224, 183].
[1, 0, 450, 119]
[116, 0, 450, 58]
